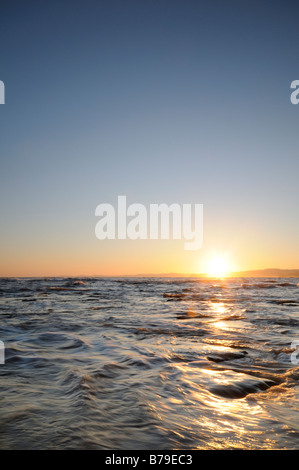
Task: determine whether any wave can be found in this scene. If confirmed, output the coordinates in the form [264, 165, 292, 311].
[207, 351, 248, 363]
[209, 376, 276, 399]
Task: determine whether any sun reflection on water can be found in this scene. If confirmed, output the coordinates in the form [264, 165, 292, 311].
[210, 302, 228, 315]
[168, 362, 274, 449]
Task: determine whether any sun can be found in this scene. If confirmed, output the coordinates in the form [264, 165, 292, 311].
[206, 255, 231, 278]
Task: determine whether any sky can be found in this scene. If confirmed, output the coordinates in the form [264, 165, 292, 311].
[0, 0, 298, 276]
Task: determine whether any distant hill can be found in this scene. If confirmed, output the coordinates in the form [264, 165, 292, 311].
[227, 268, 299, 278]
[133, 269, 299, 278]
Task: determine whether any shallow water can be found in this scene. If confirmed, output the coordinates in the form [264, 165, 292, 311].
[0, 277, 299, 449]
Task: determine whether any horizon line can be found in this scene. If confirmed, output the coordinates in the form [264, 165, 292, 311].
[1, 268, 299, 279]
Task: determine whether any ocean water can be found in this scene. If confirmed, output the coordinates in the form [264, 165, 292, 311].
[0, 276, 299, 450]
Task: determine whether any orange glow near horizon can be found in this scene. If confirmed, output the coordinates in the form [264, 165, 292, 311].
[0, 237, 298, 278]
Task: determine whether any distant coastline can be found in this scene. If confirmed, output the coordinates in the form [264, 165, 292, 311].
[131, 269, 299, 278]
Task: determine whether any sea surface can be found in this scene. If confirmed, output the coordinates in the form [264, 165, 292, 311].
[0, 277, 299, 450]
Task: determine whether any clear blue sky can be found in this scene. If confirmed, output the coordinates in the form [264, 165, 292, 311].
[0, 1, 298, 275]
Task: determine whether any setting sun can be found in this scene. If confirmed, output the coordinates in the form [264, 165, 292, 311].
[206, 255, 231, 278]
